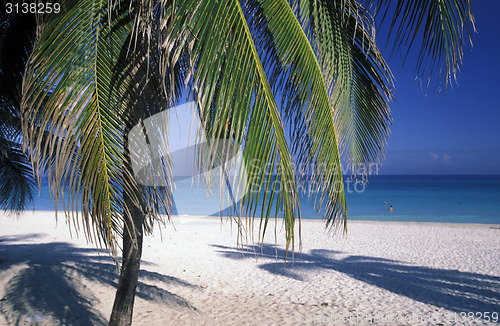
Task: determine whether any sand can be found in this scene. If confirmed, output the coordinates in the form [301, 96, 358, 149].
[0, 211, 499, 325]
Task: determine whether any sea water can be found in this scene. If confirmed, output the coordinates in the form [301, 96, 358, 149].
[24, 175, 500, 224]
[341, 175, 500, 224]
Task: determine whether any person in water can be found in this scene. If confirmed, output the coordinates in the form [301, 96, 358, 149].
[389, 205, 393, 214]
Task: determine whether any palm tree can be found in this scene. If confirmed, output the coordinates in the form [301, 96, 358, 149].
[2, 0, 474, 325]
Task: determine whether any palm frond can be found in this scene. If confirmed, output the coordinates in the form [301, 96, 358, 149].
[165, 0, 300, 251]
[0, 12, 37, 213]
[367, 0, 476, 89]
[242, 0, 391, 231]
[242, 0, 353, 231]
[290, 0, 393, 171]
[0, 117, 35, 213]
[22, 0, 140, 255]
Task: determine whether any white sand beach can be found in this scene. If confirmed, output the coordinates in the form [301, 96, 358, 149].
[0, 211, 499, 325]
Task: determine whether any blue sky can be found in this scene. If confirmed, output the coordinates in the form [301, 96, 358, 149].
[380, 0, 500, 175]
[169, 0, 499, 176]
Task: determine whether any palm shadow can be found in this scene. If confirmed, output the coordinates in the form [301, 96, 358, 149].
[213, 244, 500, 315]
[0, 234, 196, 325]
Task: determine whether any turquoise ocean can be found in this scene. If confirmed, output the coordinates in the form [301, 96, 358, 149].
[27, 175, 500, 224]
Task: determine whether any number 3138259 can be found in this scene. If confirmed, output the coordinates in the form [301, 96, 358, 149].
[5, 2, 61, 14]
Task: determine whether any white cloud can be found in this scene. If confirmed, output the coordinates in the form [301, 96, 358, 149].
[430, 152, 457, 166]
[430, 152, 440, 162]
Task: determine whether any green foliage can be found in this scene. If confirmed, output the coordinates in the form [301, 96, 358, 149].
[367, 0, 476, 89]
[12, 0, 475, 256]
[22, 0, 141, 255]
[0, 12, 36, 212]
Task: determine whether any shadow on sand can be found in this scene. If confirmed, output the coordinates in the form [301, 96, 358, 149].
[0, 234, 196, 325]
[213, 244, 500, 314]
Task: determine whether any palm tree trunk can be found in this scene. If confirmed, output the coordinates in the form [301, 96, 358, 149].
[109, 189, 145, 326]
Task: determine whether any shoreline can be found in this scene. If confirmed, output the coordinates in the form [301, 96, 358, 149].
[7, 210, 500, 227]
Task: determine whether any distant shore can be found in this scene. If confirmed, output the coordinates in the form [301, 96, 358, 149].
[1, 211, 499, 325]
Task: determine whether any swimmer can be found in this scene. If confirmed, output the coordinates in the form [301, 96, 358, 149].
[389, 205, 393, 214]
[383, 201, 387, 205]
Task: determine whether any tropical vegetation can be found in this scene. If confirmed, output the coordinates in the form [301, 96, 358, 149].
[0, 0, 475, 325]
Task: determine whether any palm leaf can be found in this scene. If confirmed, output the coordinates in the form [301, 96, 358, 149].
[165, 0, 301, 252]
[239, 0, 392, 234]
[0, 121, 35, 213]
[0, 12, 37, 212]
[368, 0, 476, 89]
[290, 0, 393, 171]
[243, 0, 351, 232]
[21, 0, 139, 255]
